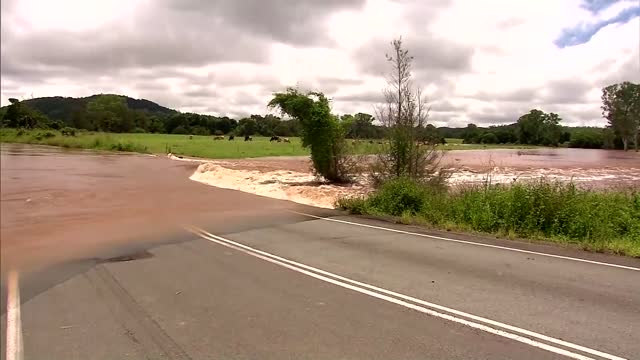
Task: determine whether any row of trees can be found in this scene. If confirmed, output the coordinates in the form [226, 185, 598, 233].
[459, 81, 639, 152]
[461, 111, 569, 146]
[0, 94, 389, 139]
[2, 84, 637, 151]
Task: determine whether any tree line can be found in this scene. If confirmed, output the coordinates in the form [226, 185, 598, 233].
[2, 81, 638, 150]
[449, 81, 639, 151]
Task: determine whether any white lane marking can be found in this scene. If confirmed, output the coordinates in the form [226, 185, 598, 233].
[5, 270, 24, 360]
[191, 227, 627, 360]
[291, 211, 640, 272]
[187, 226, 626, 360]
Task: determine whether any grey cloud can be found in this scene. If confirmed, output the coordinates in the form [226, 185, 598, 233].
[162, 0, 366, 46]
[334, 91, 383, 103]
[2, 0, 365, 81]
[431, 100, 468, 112]
[183, 86, 219, 98]
[597, 52, 640, 86]
[354, 35, 474, 82]
[542, 78, 593, 104]
[469, 88, 540, 103]
[1, 25, 268, 76]
[398, 0, 454, 29]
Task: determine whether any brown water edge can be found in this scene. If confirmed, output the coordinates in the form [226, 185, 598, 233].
[0, 144, 320, 275]
[193, 148, 640, 172]
[2, 144, 639, 274]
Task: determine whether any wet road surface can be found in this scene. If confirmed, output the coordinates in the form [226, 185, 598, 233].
[1, 144, 639, 359]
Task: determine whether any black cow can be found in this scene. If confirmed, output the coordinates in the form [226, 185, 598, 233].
[229, 135, 235, 141]
[270, 136, 280, 142]
[244, 136, 253, 141]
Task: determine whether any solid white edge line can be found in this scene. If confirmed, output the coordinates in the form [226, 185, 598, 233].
[191, 227, 626, 360]
[291, 211, 640, 272]
[5, 270, 23, 360]
[187, 226, 626, 360]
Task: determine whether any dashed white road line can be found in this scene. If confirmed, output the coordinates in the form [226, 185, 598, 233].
[5, 270, 23, 360]
[291, 211, 640, 272]
[186, 226, 627, 360]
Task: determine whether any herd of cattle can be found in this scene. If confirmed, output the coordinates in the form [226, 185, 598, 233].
[207, 135, 290, 143]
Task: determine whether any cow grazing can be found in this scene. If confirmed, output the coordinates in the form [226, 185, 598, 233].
[244, 136, 253, 141]
[213, 135, 224, 140]
[228, 135, 235, 141]
[270, 136, 280, 142]
[283, 138, 290, 143]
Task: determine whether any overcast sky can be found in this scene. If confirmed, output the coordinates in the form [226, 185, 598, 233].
[1, 0, 639, 127]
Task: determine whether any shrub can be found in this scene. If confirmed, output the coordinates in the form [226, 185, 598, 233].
[172, 125, 188, 135]
[32, 131, 56, 140]
[213, 129, 224, 136]
[191, 126, 210, 136]
[569, 130, 604, 149]
[338, 178, 640, 256]
[109, 141, 148, 153]
[367, 177, 429, 216]
[61, 127, 77, 136]
[131, 127, 146, 133]
[269, 88, 354, 183]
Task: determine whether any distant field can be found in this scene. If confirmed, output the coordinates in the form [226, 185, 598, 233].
[0, 129, 380, 158]
[0, 129, 539, 159]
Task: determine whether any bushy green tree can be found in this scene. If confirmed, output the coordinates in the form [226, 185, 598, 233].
[269, 87, 352, 183]
[516, 109, 562, 146]
[601, 81, 640, 151]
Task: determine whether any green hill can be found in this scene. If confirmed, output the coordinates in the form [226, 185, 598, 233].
[16, 94, 177, 123]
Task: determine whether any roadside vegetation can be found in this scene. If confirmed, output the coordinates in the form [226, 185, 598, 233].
[337, 178, 640, 257]
[336, 37, 640, 257]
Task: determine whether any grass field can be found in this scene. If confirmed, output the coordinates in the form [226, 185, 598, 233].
[1, 128, 539, 159]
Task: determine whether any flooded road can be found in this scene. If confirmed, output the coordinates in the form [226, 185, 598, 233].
[0, 144, 319, 276]
[2, 144, 638, 274]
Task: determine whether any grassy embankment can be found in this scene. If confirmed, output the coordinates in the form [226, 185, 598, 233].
[0, 129, 539, 159]
[337, 177, 640, 257]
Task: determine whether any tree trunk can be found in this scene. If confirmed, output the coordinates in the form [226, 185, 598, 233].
[622, 137, 628, 151]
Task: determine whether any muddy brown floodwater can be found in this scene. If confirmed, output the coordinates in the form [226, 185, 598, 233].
[2, 144, 639, 275]
[0, 144, 320, 275]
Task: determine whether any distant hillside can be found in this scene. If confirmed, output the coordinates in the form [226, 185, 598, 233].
[18, 94, 177, 123]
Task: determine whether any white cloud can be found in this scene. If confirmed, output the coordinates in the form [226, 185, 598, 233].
[1, 0, 638, 127]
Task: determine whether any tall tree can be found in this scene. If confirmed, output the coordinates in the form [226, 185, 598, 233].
[601, 81, 640, 151]
[373, 37, 442, 184]
[516, 109, 562, 146]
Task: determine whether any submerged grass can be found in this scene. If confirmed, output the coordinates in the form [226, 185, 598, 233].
[337, 177, 640, 257]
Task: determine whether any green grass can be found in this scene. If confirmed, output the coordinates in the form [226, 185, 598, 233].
[337, 178, 640, 257]
[0, 129, 391, 158]
[0, 129, 541, 159]
[0, 129, 311, 158]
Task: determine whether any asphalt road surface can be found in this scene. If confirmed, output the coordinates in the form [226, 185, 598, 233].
[1, 145, 639, 359]
[2, 209, 640, 360]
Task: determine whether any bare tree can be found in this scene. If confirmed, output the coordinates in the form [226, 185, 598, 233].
[371, 37, 446, 186]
